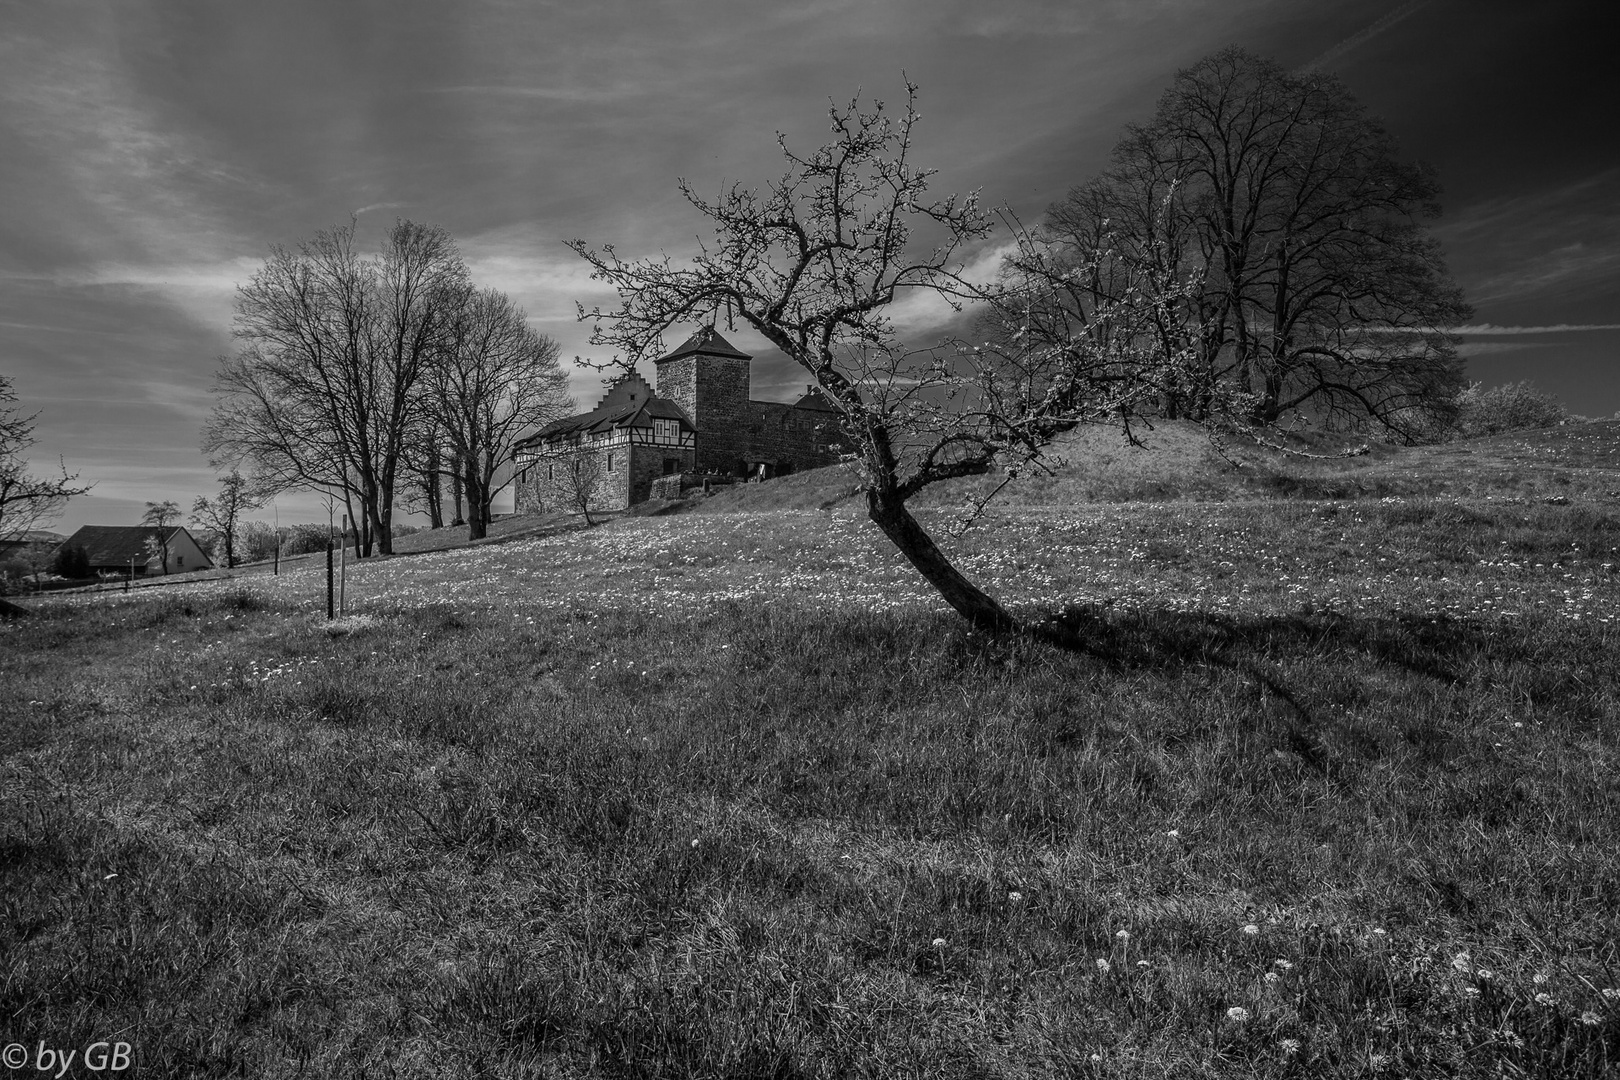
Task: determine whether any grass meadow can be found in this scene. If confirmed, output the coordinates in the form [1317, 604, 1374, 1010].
[4, 426, 1620, 1077]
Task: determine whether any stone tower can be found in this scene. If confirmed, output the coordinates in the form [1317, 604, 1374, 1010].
[654, 327, 753, 476]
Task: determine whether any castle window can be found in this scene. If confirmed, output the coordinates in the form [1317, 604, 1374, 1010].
[607, 452, 615, 473]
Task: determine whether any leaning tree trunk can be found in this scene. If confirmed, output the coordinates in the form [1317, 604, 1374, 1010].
[866, 488, 1019, 632]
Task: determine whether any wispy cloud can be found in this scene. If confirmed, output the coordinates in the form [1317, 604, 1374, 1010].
[354, 202, 410, 216]
[1451, 322, 1620, 335]
[1300, 0, 1431, 72]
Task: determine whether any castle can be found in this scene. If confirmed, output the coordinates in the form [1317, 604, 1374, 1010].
[512, 327, 847, 513]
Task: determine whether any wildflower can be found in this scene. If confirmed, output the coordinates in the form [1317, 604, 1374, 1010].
[1369, 1054, 1390, 1071]
[1535, 992, 1556, 1007]
[1604, 988, 1620, 1001]
[1264, 972, 1281, 984]
[1580, 1011, 1602, 1026]
[931, 938, 947, 949]
[1095, 958, 1111, 974]
[691, 838, 700, 849]
[1371, 927, 1387, 937]
[1165, 829, 1180, 838]
[1532, 972, 1548, 985]
[1278, 1038, 1301, 1056]
[1007, 890, 1022, 903]
[1242, 924, 1260, 936]
[1463, 986, 1481, 998]
[1115, 929, 1131, 942]
[1226, 1007, 1251, 1022]
[1273, 959, 1294, 971]
[1475, 968, 1494, 980]
[1088, 1054, 1103, 1064]
[1136, 959, 1150, 968]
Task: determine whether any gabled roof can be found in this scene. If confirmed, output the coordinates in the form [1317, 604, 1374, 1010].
[61, 525, 189, 567]
[657, 326, 751, 363]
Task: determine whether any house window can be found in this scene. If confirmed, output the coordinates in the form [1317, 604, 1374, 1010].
[607, 452, 615, 473]
[654, 419, 679, 442]
[177, 555, 184, 566]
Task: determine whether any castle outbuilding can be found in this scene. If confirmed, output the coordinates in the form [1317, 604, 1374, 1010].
[512, 327, 846, 513]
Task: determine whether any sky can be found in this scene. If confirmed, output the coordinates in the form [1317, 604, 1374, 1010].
[3, 0, 1617, 534]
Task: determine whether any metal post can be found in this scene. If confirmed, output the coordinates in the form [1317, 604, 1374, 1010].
[339, 514, 348, 616]
[326, 537, 334, 620]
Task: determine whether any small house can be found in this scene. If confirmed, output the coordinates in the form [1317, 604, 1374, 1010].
[61, 525, 215, 577]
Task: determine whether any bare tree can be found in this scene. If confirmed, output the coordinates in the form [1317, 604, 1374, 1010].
[427, 287, 572, 540]
[191, 469, 264, 568]
[399, 422, 450, 530]
[540, 452, 604, 527]
[1040, 47, 1470, 438]
[0, 375, 91, 543]
[571, 84, 1172, 632]
[205, 219, 469, 556]
[140, 500, 180, 574]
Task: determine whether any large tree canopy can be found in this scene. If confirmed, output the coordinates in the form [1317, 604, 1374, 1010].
[205, 220, 469, 556]
[1029, 46, 1470, 439]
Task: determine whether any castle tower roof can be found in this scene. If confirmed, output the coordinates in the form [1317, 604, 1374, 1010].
[656, 326, 751, 363]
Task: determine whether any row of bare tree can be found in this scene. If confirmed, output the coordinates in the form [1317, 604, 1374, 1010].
[204, 221, 571, 555]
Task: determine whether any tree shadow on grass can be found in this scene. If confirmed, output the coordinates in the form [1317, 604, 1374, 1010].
[1038, 605, 1492, 685]
[1024, 606, 1500, 776]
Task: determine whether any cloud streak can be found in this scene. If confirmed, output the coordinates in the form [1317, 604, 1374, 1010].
[1300, 0, 1430, 72]
[1450, 323, 1620, 335]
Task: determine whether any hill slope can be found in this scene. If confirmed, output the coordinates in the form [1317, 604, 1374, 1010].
[663, 419, 1620, 515]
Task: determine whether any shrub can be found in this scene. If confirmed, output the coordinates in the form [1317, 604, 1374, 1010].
[279, 523, 332, 557]
[237, 521, 280, 563]
[1451, 380, 1568, 438]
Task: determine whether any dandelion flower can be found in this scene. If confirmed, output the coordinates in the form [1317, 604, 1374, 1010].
[1369, 1053, 1390, 1071]
[1535, 992, 1556, 1007]
[1278, 1038, 1301, 1056]
[1242, 924, 1261, 936]
[1463, 986, 1481, 998]
[1476, 968, 1494, 980]
[1136, 959, 1150, 968]
[1604, 988, 1620, 1001]
[1166, 829, 1180, 838]
[1532, 972, 1548, 985]
[1226, 1007, 1251, 1022]
[1264, 972, 1281, 984]
[1371, 927, 1387, 937]
[1580, 1011, 1602, 1026]
[1095, 958, 1111, 974]
[1115, 929, 1131, 942]
[1007, 890, 1022, 902]
[931, 938, 947, 949]
[1273, 959, 1294, 971]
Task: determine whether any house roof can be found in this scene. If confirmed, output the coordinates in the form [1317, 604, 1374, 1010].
[791, 385, 841, 413]
[519, 396, 694, 447]
[657, 326, 751, 363]
[61, 525, 191, 567]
